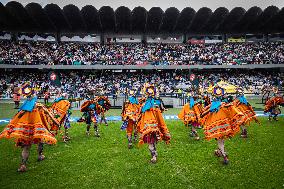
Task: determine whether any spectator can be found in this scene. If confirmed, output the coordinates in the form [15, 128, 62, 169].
[44, 91, 50, 105]
[0, 69, 282, 99]
[0, 41, 283, 65]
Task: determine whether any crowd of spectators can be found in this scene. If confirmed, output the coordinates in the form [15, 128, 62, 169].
[0, 70, 282, 99]
[0, 41, 283, 65]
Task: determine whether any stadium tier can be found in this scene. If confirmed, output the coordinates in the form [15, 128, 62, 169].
[0, 69, 282, 100]
[0, 2, 284, 68]
[0, 41, 284, 66]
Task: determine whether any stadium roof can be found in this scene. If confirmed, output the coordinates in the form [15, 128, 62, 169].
[0, 1, 283, 34]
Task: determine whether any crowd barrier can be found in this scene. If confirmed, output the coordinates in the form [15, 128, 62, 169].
[1, 93, 278, 109]
[1, 63, 284, 70]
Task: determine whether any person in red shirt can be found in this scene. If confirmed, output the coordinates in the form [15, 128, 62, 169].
[44, 91, 50, 105]
[13, 87, 21, 109]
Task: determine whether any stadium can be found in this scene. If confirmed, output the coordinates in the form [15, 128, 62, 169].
[0, 0, 283, 188]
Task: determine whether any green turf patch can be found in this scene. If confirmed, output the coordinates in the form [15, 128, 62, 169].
[0, 102, 283, 188]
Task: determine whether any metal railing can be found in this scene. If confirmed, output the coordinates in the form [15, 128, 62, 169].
[0, 58, 279, 66]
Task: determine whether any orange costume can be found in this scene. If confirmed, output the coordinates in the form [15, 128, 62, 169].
[136, 85, 170, 163]
[178, 97, 204, 126]
[49, 96, 72, 142]
[80, 99, 102, 137]
[122, 102, 140, 123]
[80, 99, 103, 123]
[233, 94, 259, 136]
[201, 86, 245, 165]
[49, 97, 71, 131]
[178, 96, 203, 140]
[0, 90, 59, 172]
[97, 96, 111, 126]
[264, 96, 284, 121]
[137, 97, 170, 145]
[202, 102, 244, 140]
[178, 103, 197, 125]
[121, 95, 141, 148]
[1, 83, 61, 172]
[0, 97, 58, 146]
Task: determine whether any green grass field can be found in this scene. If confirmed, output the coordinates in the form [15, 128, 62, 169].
[0, 101, 283, 189]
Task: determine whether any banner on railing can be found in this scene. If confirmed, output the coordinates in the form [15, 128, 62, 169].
[227, 38, 245, 43]
[205, 39, 223, 44]
[188, 39, 205, 44]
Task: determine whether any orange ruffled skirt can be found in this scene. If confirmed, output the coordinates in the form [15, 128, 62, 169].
[137, 108, 170, 144]
[122, 103, 140, 122]
[264, 96, 284, 113]
[233, 99, 257, 125]
[122, 103, 140, 136]
[178, 103, 203, 126]
[0, 108, 57, 146]
[50, 100, 71, 131]
[202, 104, 244, 140]
[178, 103, 197, 125]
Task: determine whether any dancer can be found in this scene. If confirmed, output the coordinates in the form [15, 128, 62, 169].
[201, 86, 245, 165]
[97, 96, 111, 126]
[136, 84, 171, 163]
[80, 98, 101, 137]
[178, 91, 201, 140]
[264, 87, 284, 121]
[194, 94, 204, 129]
[203, 92, 211, 107]
[0, 83, 59, 172]
[121, 89, 140, 149]
[233, 88, 259, 138]
[50, 92, 72, 142]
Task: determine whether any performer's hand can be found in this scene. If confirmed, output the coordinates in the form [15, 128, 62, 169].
[36, 103, 44, 108]
[223, 103, 231, 107]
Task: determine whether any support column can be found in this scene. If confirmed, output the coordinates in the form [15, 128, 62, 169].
[56, 32, 61, 43]
[11, 32, 18, 41]
[142, 34, 147, 44]
[264, 33, 269, 42]
[100, 33, 105, 45]
[183, 33, 187, 44]
[223, 34, 227, 43]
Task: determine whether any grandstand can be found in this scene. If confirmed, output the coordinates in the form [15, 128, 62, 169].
[0, 1, 283, 104]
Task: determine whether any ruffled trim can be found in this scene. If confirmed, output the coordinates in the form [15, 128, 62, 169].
[138, 127, 161, 145]
[203, 105, 244, 140]
[264, 96, 284, 112]
[0, 124, 57, 146]
[80, 100, 93, 112]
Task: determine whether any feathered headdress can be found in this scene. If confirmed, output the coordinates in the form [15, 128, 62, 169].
[145, 84, 156, 97]
[213, 86, 225, 97]
[21, 83, 35, 97]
